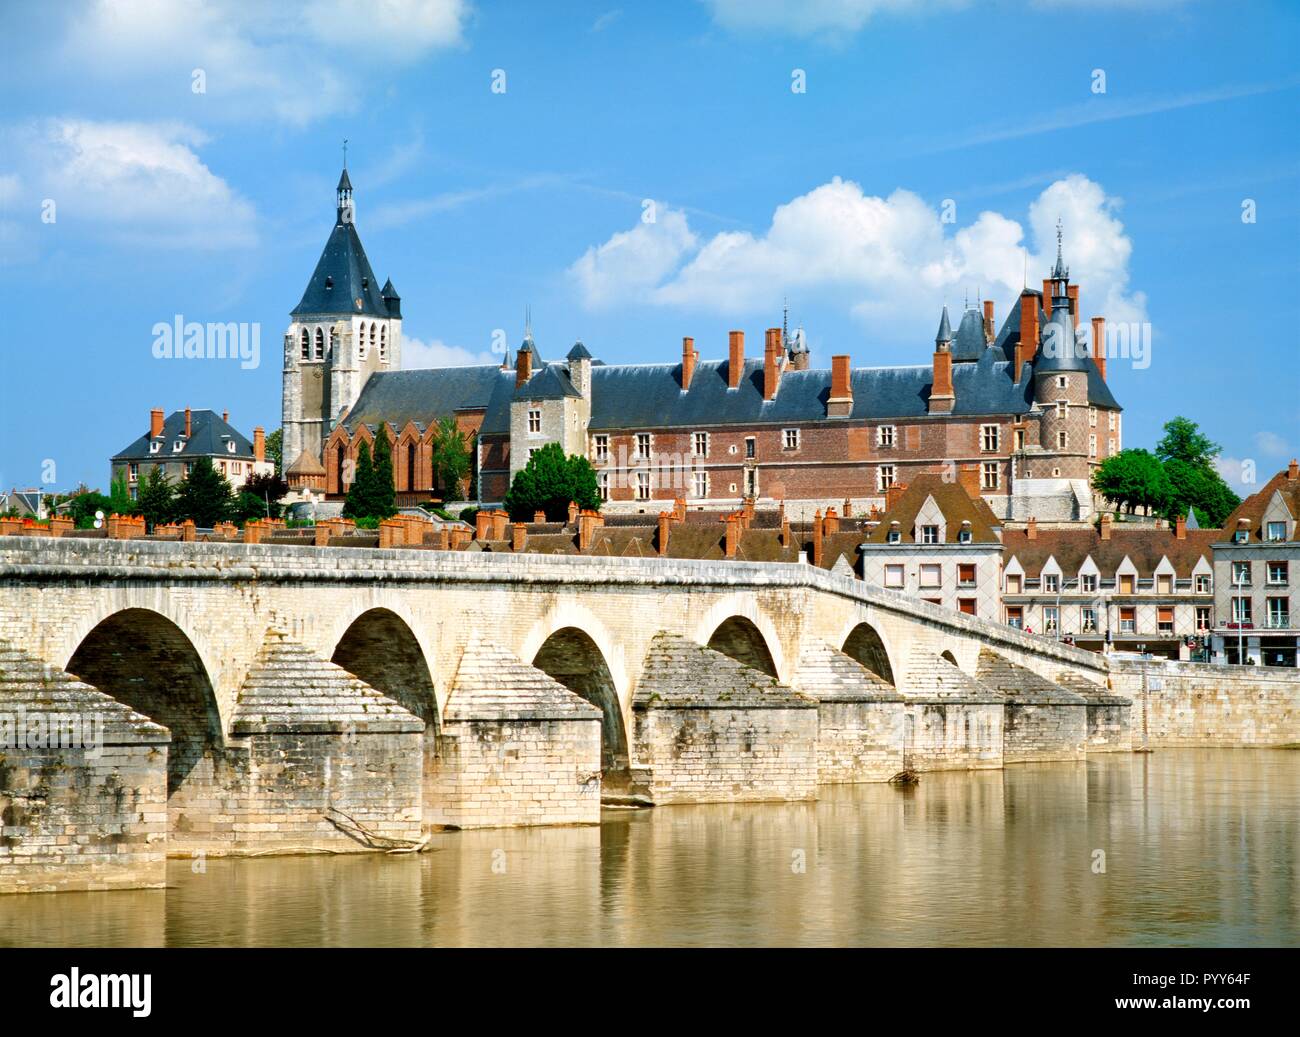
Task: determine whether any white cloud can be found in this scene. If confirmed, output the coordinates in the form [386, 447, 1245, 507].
[402, 335, 497, 370]
[3, 118, 256, 249]
[569, 174, 1147, 331]
[1253, 430, 1291, 457]
[56, 0, 470, 125]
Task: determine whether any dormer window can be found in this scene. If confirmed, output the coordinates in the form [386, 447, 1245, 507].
[149, 441, 161, 454]
[324, 275, 334, 289]
[226, 441, 236, 454]
[920, 524, 939, 544]
[1266, 521, 1286, 542]
[172, 440, 185, 453]
[1234, 530, 1249, 544]
[887, 530, 901, 544]
[958, 529, 972, 544]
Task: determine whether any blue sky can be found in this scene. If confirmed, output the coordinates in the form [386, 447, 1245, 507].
[1, 0, 1297, 494]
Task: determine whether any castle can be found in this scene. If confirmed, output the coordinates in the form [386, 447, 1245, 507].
[283, 168, 1122, 519]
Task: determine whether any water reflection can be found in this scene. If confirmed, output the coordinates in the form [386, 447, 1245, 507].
[1, 750, 1295, 947]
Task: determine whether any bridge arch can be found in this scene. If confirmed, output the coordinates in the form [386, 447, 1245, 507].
[692, 594, 786, 681]
[839, 619, 897, 685]
[330, 607, 440, 735]
[65, 607, 224, 823]
[940, 649, 960, 669]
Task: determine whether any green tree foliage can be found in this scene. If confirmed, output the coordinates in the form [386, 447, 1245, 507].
[68, 491, 115, 529]
[430, 417, 471, 504]
[1092, 448, 1171, 515]
[265, 428, 283, 474]
[233, 471, 290, 524]
[369, 426, 397, 519]
[108, 473, 134, 515]
[503, 442, 601, 521]
[342, 440, 374, 520]
[1155, 415, 1219, 468]
[174, 456, 235, 528]
[1154, 416, 1239, 527]
[136, 465, 176, 530]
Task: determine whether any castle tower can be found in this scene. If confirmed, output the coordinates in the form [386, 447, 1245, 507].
[281, 165, 403, 471]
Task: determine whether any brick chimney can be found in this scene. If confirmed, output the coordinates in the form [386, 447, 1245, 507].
[567, 500, 579, 526]
[982, 299, 995, 344]
[1041, 278, 1053, 310]
[658, 511, 671, 556]
[843, 497, 852, 518]
[150, 408, 165, 438]
[1091, 316, 1107, 381]
[578, 510, 601, 551]
[742, 496, 755, 528]
[823, 507, 840, 536]
[673, 496, 686, 522]
[780, 508, 791, 549]
[515, 345, 532, 388]
[1288, 458, 1298, 481]
[1067, 285, 1080, 329]
[184, 407, 192, 438]
[1100, 513, 1113, 541]
[475, 510, 491, 541]
[1175, 514, 1187, 540]
[490, 509, 508, 540]
[511, 522, 527, 552]
[885, 482, 907, 512]
[223, 409, 229, 424]
[681, 336, 697, 391]
[957, 464, 981, 500]
[929, 347, 955, 415]
[763, 327, 782, 401]
[812, 510, 824, 567]
[827, 355, 853, 417]
[533, 509, 546, 523]
[723, 512, 739, 558]
[1026, 516, 1038, 541]
[728, 330, 744, 390]
[253, 426, 265, 462]
[1016, 293, 1039, 380]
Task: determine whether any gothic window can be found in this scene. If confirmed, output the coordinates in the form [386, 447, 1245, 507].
[407, 442, 416, 491]
[300, 328, 310, 359]
[371, 323, 379, 361]
[380, 326, 388, 362]
[359, 323, 369, 361]
[329, 326, 337, 357]
[314, 327, 324, 361]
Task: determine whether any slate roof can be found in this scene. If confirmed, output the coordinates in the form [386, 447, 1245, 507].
[1217, 467, 1300, 543]
[292, 217, 393, 319]
[950, 306, 987, 361]
[1001, 526, 1220, 579]
[862, 473, 1002, 545]
[342, 367, 511, 435]
[514, 362, 581, 402]
[112, 409, 258, 462]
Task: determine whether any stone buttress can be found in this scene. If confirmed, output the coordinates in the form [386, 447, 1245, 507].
[973, 649, 1087, 763]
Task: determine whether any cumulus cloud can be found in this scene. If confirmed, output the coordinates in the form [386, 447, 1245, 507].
[1253, 431, 1292, 457]
[569, 174, 1147, 330]
[402, 335, 497, 370]
[56, 0, 470, 125]
[2, 118, 256, 249]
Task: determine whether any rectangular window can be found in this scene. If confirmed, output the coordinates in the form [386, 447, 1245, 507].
[1267, 561, 1289, 585]
[1014, 428, 1025, 451]
[1108, 411, 1117, 431]
[1231, 597, 1251, 624]
[877, 465, 896, 491]
[745, 437, 756, 459]
[1232, 561, 1252, 586]
[783, 428, 800, 450]
[636, 433, 652, 460]
[920, 563, 941, 588]
[920, 525, 939, 545]
[527, 409, 541, 434]
[958, 598, 976, 616]
[1089, 434, 1097, 458]
[692, 431, 709, 458]
[1119, 574, 1135, 594]
[1056, 400, 1068, 418]
[1157, 574, 1173, 594]
[1057, 430, 1068, 449]
[958, 563, 976, 586]
[981, 462, 999, 490]
[1043, 573, 1059, 593]
[1266, 597, 1289, 628]
[887, 529, 901, 544]
[1007, 574, 1022, 594]
[877, 425, 895, 448]
[1044, 606, 1059, 632]
[981, 424, 999, 451]
[1267, 521, 1287, 542]
[1109, 438, 1116, 454]
[1006, 606, 1023, 629]
[1081, 607, 1098, 632]
[1195, 606, 1211, 631]
[1081, 573, 1098, 592]
[1120, 607, 1136, 633]
[1195, 574, 1212, 593]
[1089, 406, 1097, 427]
[692, 471, 709, 499]
[884, 564, 905, 589]
[598, 471, 609, 502]
[1157, 605, 1174, 633]
[593, 434, 609, 463]
[1056, 376, 1068, 389]
[636, 471, 651, 500]
[128, 463, 139, 482]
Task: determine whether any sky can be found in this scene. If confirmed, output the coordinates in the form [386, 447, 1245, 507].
[1, 0, 1297, 495]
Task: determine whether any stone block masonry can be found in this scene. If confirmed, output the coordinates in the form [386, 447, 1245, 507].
[973, 649, 1087, 764]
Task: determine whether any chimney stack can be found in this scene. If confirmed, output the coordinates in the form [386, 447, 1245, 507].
[1100, 513, 1113, 541]
[728, 330, 744, 390]
[681, 336, 697, 391]
[534, 509, 546, 523]
[184, 407, 192, 438]
[812, 510, 824, 567]
[1026, 516, 1038, 541]
[1288, 458, 1299, 481]
[1175, 514, 1187, 540]
[1016, 292, 1039, 380]
[1042, 278, 1053, 310]
[658, 511, 671, 556]
[475, 510, 492, 541]
[222, 409, 229, 424]
[827, 355, 853, 417]
[780, 506, 791, 549]
[490, 509, 508, 541]
[843, 497, 852, 518]
[578, 511, 599, 551]
[823, 507, 840, 535]
[1091, 316, 1107, 381]
[982, 299, 995, 343]
[253, 426, 265, 462]
[1067, 285, 1080, 329]
[515, 345, 532, 388]
[763, 327, 782, 401]
[885, 482, 907, 512]
[567, 500, 580, 526]
[929, 347, 955, 414]
[957, 464, 981, 500]
[511, 522, 527, 552]
[724, 512, 740, 558]
[150, 408, 165, 439]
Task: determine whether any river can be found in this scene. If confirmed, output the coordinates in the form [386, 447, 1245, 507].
[2, 749, 1296, 947]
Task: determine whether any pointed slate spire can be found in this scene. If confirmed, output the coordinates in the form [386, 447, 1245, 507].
[935, 305, 953, 347]
[1051, 217, 1069, 280]
[1185, 506, 1200, 530]
[337, 166, 353, 193]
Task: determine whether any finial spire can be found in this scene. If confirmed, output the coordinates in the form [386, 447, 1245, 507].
[343, 138, 348, 169]
[1051, 217, 1069, 280]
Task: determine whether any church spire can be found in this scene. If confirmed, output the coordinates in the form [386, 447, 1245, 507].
[337, 144, 354, 225]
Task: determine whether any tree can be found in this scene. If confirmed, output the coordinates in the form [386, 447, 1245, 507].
[233, 471, 289, 523]
[108, 473, 135, 516]
[1092, 448, 1171, 515]
[342, 440, 375, 520]
[68, 490, 115, 529]
[503, 442, 601, 521]
[265, 428, 283, 474]
[136, 465, 175, 530]
[430, 417, 471, 503]
[369, 425, 397, 519]
[1155, 416, 1219, 468]
[174, 456, 235, 527]
[1153, 416, 1239, 526]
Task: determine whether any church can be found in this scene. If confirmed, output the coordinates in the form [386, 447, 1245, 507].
[282, 168, 1122, 520]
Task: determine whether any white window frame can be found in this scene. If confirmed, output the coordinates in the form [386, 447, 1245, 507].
[597, 471, 609, 502]
[527, 408, 542, 435]
[1195, 574, 1212, 593]
[636, 433, 653, 460]
[981, 424, 999, 452]
[783, 428, 800, 451]
[636, 470, 651, 500]
[883, 564, 905, 589]
[1266, 521, 1286, 542]
[919, 564, 941, 588]
[1081, 573, 1098, 593]
[920, 524, 939, 545]
[692, 470, 709, 499]
[877, 464, 896, 491]
[692, 431, 709, 458]
[981, 461, 999, 490]
[877, 425, 895, 448]
[593, 434, 609, 463]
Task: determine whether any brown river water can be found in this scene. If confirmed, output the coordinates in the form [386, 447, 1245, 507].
[2, 749, 1296, 947]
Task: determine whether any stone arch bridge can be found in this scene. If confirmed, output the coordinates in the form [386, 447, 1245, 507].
[0, 537, 1122, 891]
